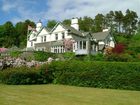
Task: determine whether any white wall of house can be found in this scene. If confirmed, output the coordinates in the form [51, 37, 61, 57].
[109, 41, 115, 47]
[37, 28, 50, 43]
[27, 31, 36, 48]
[51, 24, 72, 41]
[98, 41, 105, 45]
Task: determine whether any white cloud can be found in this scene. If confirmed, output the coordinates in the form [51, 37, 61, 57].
[2, 0, 17, 12]
[45, 0, 140, 20]
[1, 0, 140, 24]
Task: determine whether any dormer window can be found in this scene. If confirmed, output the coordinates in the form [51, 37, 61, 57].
[62, 33, 65, 39]
[55, 34, 58, 40]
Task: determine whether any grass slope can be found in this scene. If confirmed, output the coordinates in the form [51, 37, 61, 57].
[0, 84, 140, 105]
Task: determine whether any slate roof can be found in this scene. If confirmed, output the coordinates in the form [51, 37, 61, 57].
[91, 31, 110, 40]
[62, 24, 84, 37]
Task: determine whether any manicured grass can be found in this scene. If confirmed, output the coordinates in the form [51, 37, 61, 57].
[0, 84, 140, 105]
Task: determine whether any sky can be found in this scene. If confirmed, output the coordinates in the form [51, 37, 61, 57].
[0, 0, 140, 25]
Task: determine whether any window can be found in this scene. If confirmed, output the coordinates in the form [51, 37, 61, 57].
[77, 42, 78, 49]
[80, 41, 82, 49]
[61, 46, 63, 53]
[54, 49, 57, 53]
[57, 47, 59, 53]
[55, 34, 58, 40]
[62, 33, 65, 39]
[41, 36, 43, 42]
[31, 42, 33, 46]
[44, 36, 46, 42]
[83, 41, 86, 49]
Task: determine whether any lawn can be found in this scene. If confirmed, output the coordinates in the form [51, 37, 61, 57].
[0, 84, 140, 105]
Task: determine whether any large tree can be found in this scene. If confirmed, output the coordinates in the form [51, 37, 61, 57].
[123, 9, 138, 35]
[1, 21, 16, 47]
[47, 20, 57, 29]
[14, 20, 35, 48]
[94, 14, 105, 32]
[79, 16, 94, 32]
[114, 11, 124, 33]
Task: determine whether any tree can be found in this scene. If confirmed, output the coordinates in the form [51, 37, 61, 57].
[63, 39, 73, 51]
[94, 14, 105, 32]
[63, 19, 71, 25]
[105, 11, 116, 33]
[123, 9, 138, 35]
[1, 21, 16, 47]
[15, 20, 35, 48]
[47, 20, 57, 29]
[78, 16, 94, 32]
[114, 11, 124, 33]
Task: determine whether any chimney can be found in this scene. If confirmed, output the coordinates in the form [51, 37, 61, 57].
[36, 20, 43, 31]
[71, 18, 79, 30]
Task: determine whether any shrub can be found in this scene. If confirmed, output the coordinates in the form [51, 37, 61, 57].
[10, 51, 22, 58]
[33, 51, 55, 61]
[0, 65, 52, 85]
[112, 43, 125, 54]
[48, 61, 140, 90]
[105, 53, 134, 62]
[63, 52, 75, 60]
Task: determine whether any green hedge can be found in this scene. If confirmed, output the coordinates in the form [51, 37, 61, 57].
[1, 61, 140, 90]
[0, 65, 52, 85]
[47, 61, 140, 90]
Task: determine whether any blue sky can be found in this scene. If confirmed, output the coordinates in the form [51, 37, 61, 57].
[0, 0, 140, 25]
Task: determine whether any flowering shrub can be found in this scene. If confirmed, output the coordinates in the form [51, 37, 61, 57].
[63, 39, 74, 51]
[112, 43, 125, 54]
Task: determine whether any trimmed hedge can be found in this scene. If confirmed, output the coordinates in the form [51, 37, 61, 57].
[1, 61, 140, 91]
[0, 65, 52, 85]
[47, 61, 140, 90]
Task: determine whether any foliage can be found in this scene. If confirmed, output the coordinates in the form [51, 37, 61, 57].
[33, 51, 55, 61]
[105, 53, 134, 62]
[0, 65, 52, 85]
[9, 51, 22, 58]
[112, 43, 125, 54]
[0, 20, 35, 48]
[62, 19, 71, 25]
[47, 20, 57, 29]
[48, 61, 140, 90]
[79, 16, 94, 32]
[83, 53, 104, 61]
[128, 32, 140, 49]
[63, 52, 75, 60]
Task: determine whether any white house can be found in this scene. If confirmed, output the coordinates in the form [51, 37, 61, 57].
[26, 18, 115, 55]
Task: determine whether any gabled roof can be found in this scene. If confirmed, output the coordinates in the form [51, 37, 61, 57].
[91, 31, 110, 40]
[50, 22, 84, 37]
[63, 24, 84, 37]
[28, 26, 51, 40]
